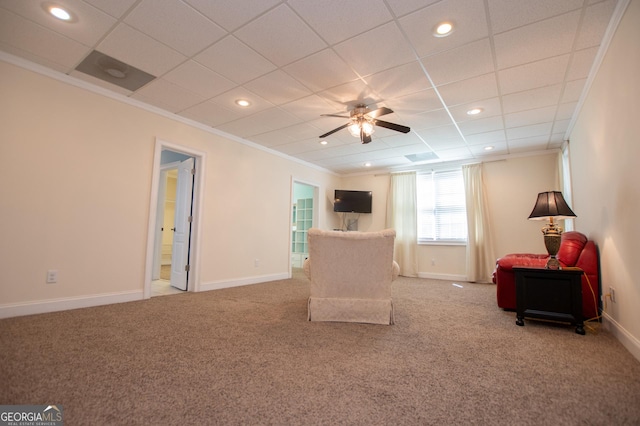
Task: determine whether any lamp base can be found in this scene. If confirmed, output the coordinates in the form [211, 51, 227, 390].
[545, 255, 561, 270]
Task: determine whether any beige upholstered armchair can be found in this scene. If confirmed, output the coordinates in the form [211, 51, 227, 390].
[303, 228, 400, 325]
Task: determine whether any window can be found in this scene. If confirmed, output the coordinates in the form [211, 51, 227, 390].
[417, 169, 467, 243]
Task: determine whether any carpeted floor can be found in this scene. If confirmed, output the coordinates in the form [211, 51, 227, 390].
[1, 271, 639, 425]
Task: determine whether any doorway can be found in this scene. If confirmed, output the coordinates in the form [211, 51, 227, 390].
[291, 180, 319, 275]
[144, 139, 206, 299]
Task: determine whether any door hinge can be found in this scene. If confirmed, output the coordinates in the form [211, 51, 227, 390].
[185, 264, 190, 272]
[191, 168, 196, 175]
[188, 215, 193, 223]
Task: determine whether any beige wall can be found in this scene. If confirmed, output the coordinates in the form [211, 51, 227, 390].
[0, 61, 340, 309]
[342, 153, 559, 278]
[568, 0, 640, 357]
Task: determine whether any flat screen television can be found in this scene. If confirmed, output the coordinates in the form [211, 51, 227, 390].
[333, 190, 372, 213]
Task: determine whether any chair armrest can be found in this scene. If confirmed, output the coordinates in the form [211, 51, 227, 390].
[303, 258, 311, 279]
[392, 261, 399, 281]
[496, 254, 548, 271]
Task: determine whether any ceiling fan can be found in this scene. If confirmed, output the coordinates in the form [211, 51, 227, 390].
[318, 104, 410, 144]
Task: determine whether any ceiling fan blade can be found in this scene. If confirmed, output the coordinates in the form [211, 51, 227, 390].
[319, 123, 349, 138]
[365, 107, 393, 119]
[374, 119, 411, 133]
[320, 114, 350, 118]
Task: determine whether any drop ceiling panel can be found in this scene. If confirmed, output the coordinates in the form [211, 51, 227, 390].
[502, 85, 563, 114]
[576, 0, 618, 49]
[504, 106, 557, 129]
[422, 38, 495, 87]
[234, 4, 326, 67]
[97, 24, 186, 76]
[244, 70, 312, 106]
[437, 73, 499, 106]
[124, 0, 226, 57]
[83, 0, 138, 18]
[179, 101, 243, 128]
[283, 49, 362, 93]
[385, 0, 441, 17]
[487, 0, 583, 34]
[493, 11, 581, 69]
[289, 0, 392, 45]
[194, 36, 276, 85]
[498, 55, 570, 95]
[364, 62, 433, 101]
[163, 61, 236, 99]
[183, 0, 281, 32]
[132, 79, 205, 113]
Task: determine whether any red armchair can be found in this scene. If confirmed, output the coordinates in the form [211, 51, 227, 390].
[493, 231, 600, 320]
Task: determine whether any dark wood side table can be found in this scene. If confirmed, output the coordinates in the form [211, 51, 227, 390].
[513, 267, 585, 335]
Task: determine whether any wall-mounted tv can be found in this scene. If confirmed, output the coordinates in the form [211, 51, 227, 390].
[334, 190, 372, 213]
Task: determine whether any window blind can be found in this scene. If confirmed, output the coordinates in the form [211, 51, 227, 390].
[416, 170, 467, 243]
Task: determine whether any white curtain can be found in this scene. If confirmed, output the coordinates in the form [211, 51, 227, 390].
[560, 141, 574, 231]
[386, 172, 418, 277]
[462, 164, 496, 283]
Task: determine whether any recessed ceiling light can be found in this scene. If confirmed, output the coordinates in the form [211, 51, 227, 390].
[235, 99, 250, 107]
[434, 21, 454, 37]
[320, 140, 328, 145]
[48, 6, 72, 21]
[484, 146, 494, 151]
[467, 108, 483, 115]
[364, 162, 372, 167]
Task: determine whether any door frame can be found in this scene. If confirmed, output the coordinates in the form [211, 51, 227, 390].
[144, 138, 206, 298]
[289, 177, 320, 277]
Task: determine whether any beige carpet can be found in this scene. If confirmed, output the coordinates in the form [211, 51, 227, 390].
[1, 270, 639, 425]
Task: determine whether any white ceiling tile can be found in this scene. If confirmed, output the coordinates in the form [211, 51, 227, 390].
[195, 36, 276, 85]
[83, 0, 138, 18]
[132, 78, 205, 113]
[316, 80, 379, 109]
[280, 95, 342, 122]
[504, 106, 557, 129]
[277, 138, 327, 156]
[556, 102, 578, 121]
[487, 0, 583, 34]
[97, 24, 187, 76]
[552, 119, 571, 134]
[0, 0, 117, 46]
[507, 136, 549, 152]
[385, 0, 441, 17]
[289, 0, 392, 45]
[502, 84, 563, 114]
[464, 130, 506, 145]
[448, 97, 503, 122]
[498, 55, 570, 95]
[0, 9, 90, 70]
[334, 22, 416, 77]
[422, 38, 495, 86]
[470, 142, 508, 155]
[163, 60, 236, 99]
[506, 122, 553, 139]
[417, 135, 467, 150]
[567, 46, 599, 81]
[218, 107, 302, 137]
[401, 109, 454, 131]
[183, 0, 281, 32]
[380, 133, 428, 148]
[179, 101, 243, 127]
[234, 4, 326, 66]
[457, 115, 504, 135]
[283, 49, 359, 93]
[388, 89, 443, 116]
[437, 73, 499, 106]
[576, 0, 617, 50]
[124, 0, 226, 57]
[250, 123, 321, 147]
[435, 146, 474, 161]
[399, 0, 489, 58]
[494, 11, 580, 70]
[561, 79, 587, 103]
[244, 70, 312, 105]
[365, 62, 432, 101]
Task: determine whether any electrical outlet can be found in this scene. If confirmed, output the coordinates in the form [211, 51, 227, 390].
[254, 259, 260, 268]
[610, 287, 616, 303]
[47, 269, 58, 284]
[431, 258, 435, 266]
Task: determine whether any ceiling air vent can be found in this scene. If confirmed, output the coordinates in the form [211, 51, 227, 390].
[405, 152, 439, 162]
[75, 50, 155, 91]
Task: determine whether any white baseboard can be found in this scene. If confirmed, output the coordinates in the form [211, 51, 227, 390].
[417, 272, 468, 282]
[0, 291, 143, 319]
[602, 312, 640, 363]
[200, 272, 290, 292]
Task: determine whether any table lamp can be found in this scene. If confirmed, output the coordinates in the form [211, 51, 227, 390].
[528, 191, 576, 269]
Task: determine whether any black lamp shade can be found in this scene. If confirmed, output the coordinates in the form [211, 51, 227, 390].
[528, 191, 577, 220]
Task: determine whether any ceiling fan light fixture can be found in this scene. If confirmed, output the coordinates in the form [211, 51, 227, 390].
[348, 122, 361, 137]
[434, 21, 454, 37]
[361, 121, 374, 135]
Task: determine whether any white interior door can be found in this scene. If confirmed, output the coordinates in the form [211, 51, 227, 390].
[170, 157, 194, 290]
